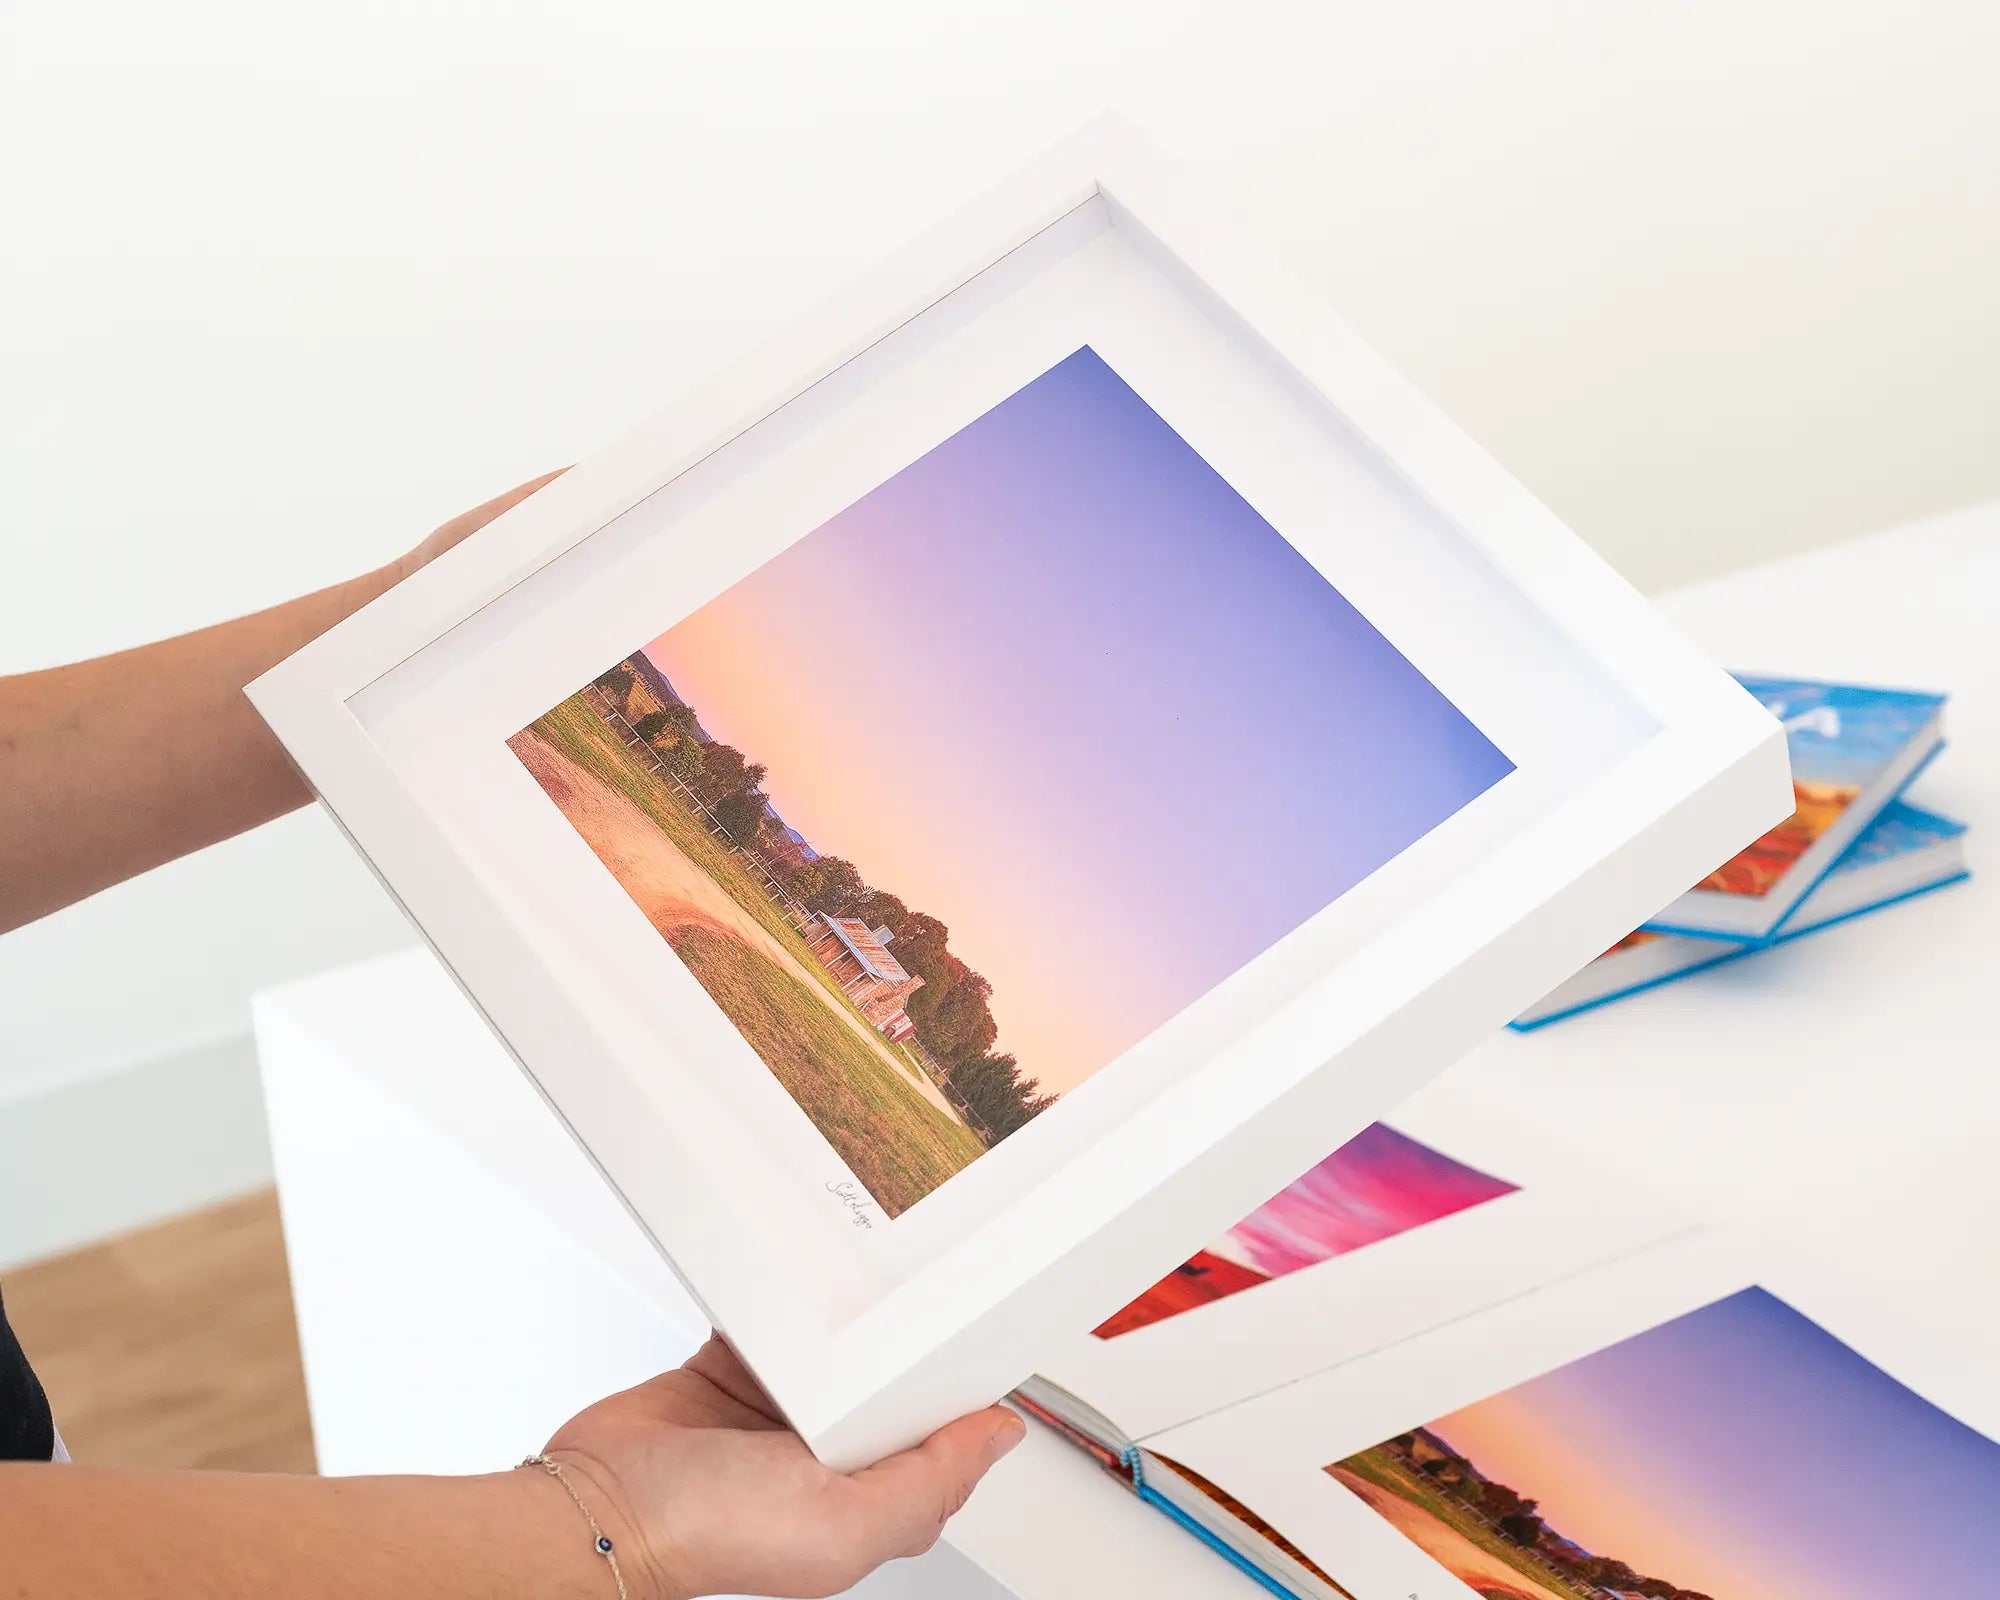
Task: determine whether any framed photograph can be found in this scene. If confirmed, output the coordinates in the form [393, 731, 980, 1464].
[247, 116, 1789, 1467]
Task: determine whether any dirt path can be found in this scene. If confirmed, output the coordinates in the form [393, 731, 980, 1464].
[512, 730, 969, 1127]
[1326, 1467, 1571, 1600]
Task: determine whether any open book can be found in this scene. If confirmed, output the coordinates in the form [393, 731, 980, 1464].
[1016, 1089, 1685, 1462]
[1015, 1114, 2000, 1599]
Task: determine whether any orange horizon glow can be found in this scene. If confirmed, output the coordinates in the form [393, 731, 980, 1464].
[650, 599, 1152, 1089]
[636, 349, 1511, 1096]
[1429, 1390, 1786, 1597]
[1390, 1288, 2000, 1600]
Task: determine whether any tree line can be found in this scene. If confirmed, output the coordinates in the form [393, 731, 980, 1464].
[1378, 1433, 1716, 1600]
[594, 661, 1056, 1144]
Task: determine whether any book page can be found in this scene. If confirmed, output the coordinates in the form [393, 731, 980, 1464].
[1145, 1228, 2000, 1600]
[1030, 1088, 1688, 1443]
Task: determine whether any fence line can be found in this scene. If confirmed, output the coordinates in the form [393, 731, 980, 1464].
[1377, 1440, 1622, 1600]
[587, 688, 817, 932]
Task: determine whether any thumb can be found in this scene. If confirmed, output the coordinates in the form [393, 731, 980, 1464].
[846, 1406, 1027, 1558]
[404, 467, 569, 575]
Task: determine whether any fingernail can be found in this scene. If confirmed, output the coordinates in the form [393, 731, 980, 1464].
[987, 1413, 1027, 1463]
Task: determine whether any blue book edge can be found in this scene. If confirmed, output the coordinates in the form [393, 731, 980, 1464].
[1510, 868, 1970, 1032]
[1127, 1450, 1314, 1600]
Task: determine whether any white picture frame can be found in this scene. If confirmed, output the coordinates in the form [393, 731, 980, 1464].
[247, 115, 1790, 1468]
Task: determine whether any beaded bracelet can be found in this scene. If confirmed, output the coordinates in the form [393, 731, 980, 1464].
[519, 1453, 629, 1600]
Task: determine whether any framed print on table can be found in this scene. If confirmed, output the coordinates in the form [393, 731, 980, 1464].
[247, 116, 1791, 1468]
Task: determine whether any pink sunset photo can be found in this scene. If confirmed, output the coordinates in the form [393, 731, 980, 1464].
[508, 346, 1512, 1219]
[1094, 1122, 1516, 1337]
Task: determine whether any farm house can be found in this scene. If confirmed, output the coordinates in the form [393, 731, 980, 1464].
[805, 915, 925, 1041]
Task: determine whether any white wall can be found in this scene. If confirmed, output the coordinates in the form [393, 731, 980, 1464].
[4, 0, 1997, 1256]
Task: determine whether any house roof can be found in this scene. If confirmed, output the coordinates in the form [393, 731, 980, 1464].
[820, 915, 912, 984]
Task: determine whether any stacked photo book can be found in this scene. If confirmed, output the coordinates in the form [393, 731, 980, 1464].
[1012, 1090, 2000, 1599]
[1513, 674, 1967, 1029]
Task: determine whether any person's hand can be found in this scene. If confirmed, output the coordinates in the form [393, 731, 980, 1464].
[388, 467, 569, 584]
[539, 1334, 1026, 1600]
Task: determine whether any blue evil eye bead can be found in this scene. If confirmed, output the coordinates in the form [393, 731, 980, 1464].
[596, 1536, 614, 1555]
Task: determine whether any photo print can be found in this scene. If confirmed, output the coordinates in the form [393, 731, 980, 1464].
[1329, 1288, 2000, 1600]
[511, 347, 1512, 1217]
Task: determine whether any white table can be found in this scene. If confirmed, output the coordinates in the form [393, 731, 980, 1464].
[257, 498, 2000, 1598]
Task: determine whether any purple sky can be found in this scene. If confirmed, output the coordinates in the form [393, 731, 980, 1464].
[648, 346, 1512, 1093]
[1426, 1288, 2000, 1596]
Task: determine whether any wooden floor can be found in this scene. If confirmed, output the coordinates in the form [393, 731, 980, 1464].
[4, 1190, 317, 1472]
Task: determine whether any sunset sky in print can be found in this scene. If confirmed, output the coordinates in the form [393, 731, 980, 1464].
[1205, 1123, 1515, 1278]
[1414, 1288, 2000, 1598]
[645, 346, 1511, 1094]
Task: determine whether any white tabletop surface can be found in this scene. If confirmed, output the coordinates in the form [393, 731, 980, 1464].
[257, 496, 2000, 1598]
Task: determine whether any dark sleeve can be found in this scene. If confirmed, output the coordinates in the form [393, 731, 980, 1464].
[0, 1283, 56, 1462]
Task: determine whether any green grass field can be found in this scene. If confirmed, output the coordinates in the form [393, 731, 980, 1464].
[1335, 1448, 1601, 1600]
[530, 695, 881, 1018]
[675, 925, 987, 1216]
[523, 692, 987, 1216]
[532, 697, 802, 934]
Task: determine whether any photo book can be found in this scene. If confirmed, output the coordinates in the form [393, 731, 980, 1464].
[244, 120, 1792, 1465]
[1015, 1091, 1685, 1458]
[1013, 1149, 2000, 1600]
[1513, 797, 1969, 1029]
[1640, 675, 1945, 944]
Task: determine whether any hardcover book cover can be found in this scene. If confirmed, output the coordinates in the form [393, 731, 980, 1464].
[1514, 799, 1968, 1029]
[1642, 675, 1945, 941]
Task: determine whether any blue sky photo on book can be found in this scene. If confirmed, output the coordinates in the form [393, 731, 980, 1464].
[1514, 799, 1967, 1029]
[1641, 675, 1945, 942]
